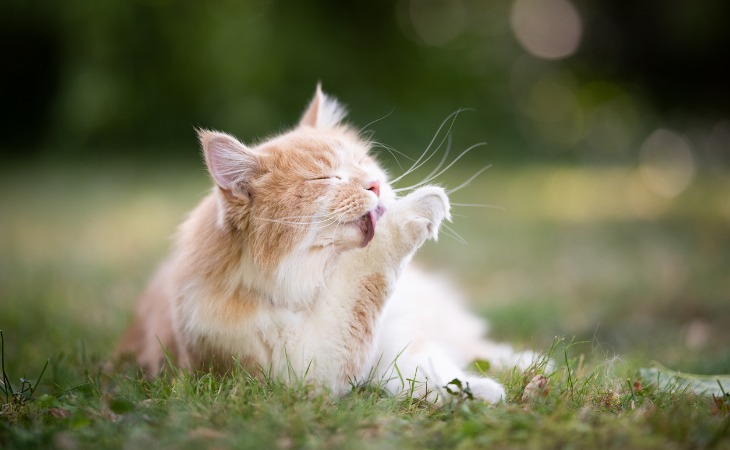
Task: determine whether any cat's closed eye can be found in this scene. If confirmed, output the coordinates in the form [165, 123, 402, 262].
[308, 176, 342, 182]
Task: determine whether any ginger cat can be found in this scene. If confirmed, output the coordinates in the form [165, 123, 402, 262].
[119, 85, 534, 403]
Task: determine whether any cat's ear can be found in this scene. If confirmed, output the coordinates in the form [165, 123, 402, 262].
[299, 83, 347, 129]
[198, 129, 259, 198]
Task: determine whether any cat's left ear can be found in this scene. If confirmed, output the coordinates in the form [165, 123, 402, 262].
[198, 129, 260, 199]
[299, 83, 347, 129]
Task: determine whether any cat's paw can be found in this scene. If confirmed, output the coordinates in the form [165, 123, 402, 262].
[466, 377, 506, 404]
[398, 186, 451, 244]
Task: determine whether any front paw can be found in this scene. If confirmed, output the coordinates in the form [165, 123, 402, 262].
[399, 186, 451, 244]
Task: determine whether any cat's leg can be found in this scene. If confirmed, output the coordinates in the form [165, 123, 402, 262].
[117, 260, 191, 374]
[461, 340, 544, 372]
[374, 326, 506, 404]
[284, 186, 450, 395]
[377, 344, 506, 404]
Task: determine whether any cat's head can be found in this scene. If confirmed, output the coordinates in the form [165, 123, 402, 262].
[198, 85, 393, 269]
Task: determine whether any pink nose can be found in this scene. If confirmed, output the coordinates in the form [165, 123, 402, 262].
[368, 180, 380, 197]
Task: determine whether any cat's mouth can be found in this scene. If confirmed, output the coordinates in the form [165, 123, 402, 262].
[357, 204, 386, 247]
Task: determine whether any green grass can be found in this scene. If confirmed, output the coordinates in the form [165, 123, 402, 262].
[1, 161, 729, 449]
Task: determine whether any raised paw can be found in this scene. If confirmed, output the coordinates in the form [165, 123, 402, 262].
[399, 186, 451, 243]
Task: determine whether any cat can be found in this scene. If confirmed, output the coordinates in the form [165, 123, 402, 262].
[118, 85, 535, 404]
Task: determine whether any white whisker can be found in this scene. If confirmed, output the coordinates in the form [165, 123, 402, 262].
[451, 202, 505, 211]
[440, 223, 467, 244]
[358, 108, 395, 135]
[329, 212, 349, 245]
[269, 211, 340, 221]
[394, 129, 450, 182]
[371, 142, 414, 162]
[419, 133, 452, 187]
[392, 142, 486, 193]
[390, 109, 465, 185]
[446, 164, 492, 195]
[252, 213, 342, 229]
[370, 141, 410, 171]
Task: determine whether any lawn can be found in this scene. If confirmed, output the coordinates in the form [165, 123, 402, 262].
[1, 159, 729, 449]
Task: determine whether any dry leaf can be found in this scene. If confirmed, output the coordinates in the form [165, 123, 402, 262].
[595, 391, 620, 410]
[521, 375, 550, 402]
[632, 379, 643, 393]
[49, 408, 72, 419]
[711, 394, 728, 416]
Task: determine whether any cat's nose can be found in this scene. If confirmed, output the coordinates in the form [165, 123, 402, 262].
[367, 180, 380, 198]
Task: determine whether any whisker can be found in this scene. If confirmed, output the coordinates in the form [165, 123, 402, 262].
[329, 212, 349, 244]
[390, 109, 466, 185]
[305, 215, 343, 231]
[392, 142, 486, 193]
[451, 202, 505, 211]
[419, 133, 452, 188]
[372, 142, 415, 162]
[445, 164, 492, 195]
[252, 213, 342, 229]
[370, 141, 409, 171]
[254, 213, 335, 223]
[437, 227, 458, 242]
[358, 108, 395, 135]
[260, 208, 342, 219]
[395, 125, 453, 181]
[357, 106, 395, 134]
[269, 211, 340, 221]
[440, 223, 468, 244]
[310, 215, 344, 229]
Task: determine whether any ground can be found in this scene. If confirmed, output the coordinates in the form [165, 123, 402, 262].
[1, 161, 729, 449]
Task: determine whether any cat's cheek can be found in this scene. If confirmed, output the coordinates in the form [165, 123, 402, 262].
[378, 188, 397, 210]
[312, 225, 367, 251]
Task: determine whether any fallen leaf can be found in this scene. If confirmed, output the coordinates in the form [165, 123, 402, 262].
[521, 375, 550, 402]
[711, 394, 729, 416]
[49, 408, 72, 419]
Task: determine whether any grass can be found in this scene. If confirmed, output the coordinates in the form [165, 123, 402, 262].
[1, 160, 729, 449]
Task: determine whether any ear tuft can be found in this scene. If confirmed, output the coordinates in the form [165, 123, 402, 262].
[299, 83, 347, 129]
[198, 129, 259, 196]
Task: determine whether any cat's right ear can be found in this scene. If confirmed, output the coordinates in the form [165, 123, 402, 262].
[198, 129, 259, 199]
[299, 83, 347, 129]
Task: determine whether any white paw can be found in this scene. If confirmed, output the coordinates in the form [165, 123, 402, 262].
[466, 377, 506, 404]
[399, 186, 450, 244]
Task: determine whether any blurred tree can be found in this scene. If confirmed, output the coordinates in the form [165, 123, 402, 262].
[580, 0, 730, 115]
[1, 0, 727, 163]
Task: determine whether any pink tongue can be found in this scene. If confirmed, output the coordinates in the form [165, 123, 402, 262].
[362, 211, 376, 247]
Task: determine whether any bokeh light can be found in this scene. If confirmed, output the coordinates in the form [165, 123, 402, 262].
[408, 0, 468, 47]
[524, 73, 583, 147]
[510, 0, 583, 60]
[639, 128, 695, 198]
[580, 84, 641, 158]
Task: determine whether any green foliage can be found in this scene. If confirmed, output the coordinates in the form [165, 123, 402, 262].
[1, 331, 48, 407]
[5, 0, 728, 164]
[1, 333, 728, 449]
[2, 0, 525, 159]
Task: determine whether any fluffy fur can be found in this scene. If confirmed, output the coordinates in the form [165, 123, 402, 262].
[119, 85, 533, 403]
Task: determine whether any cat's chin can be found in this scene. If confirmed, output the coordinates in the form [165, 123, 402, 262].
[357, 204, 386, 247]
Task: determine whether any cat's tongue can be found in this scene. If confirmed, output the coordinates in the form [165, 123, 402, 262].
[360, 212, 376, 247]
[360, 204, 386, 247]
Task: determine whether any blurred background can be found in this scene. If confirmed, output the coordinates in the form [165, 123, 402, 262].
[1, 0, 729, 376]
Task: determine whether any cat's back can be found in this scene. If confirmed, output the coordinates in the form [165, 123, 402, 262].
[117, 193, 223, 373]
[117, 255, 185, 373]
